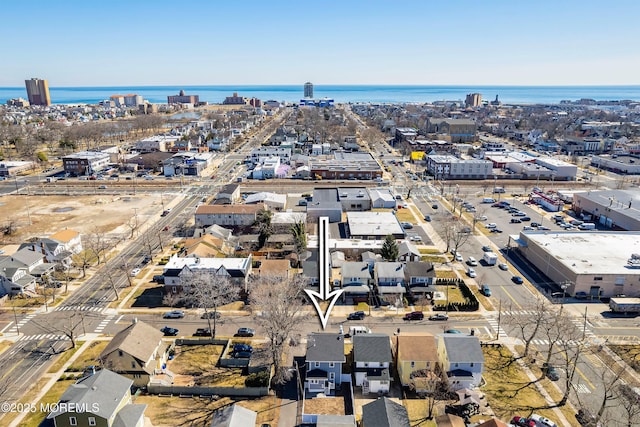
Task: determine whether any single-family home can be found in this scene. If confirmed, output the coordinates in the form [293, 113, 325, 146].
[361, 397, 410, 427]
[210, 404, 257, 427]
[437, 334, 484, 391]
[404, 261, 437, 297]
[353, 334, 392, 395]
[215, 184, 241, 204]
[340, 261, 372, 304]
[368, 188, 396, 209]
[49, 229, 83, 254]
[0, 256, 38, 296]
[99, 320, 172, 388]
[395, 335, 440, 393]
[46, 369, 147, 427]
[162, 255, 253, 293]
[397, 241, 421, 262]
[374, 262, 406, 296]
[305, 333, 346, 396]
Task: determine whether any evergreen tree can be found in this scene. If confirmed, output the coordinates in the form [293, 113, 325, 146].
[381, 234, 399, 261]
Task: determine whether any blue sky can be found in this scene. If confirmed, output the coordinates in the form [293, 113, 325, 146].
[2, 0, 639, 86]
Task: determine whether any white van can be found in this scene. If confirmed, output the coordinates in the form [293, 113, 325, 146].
[578, 223, 596, 230]
[348, 326, 371, 337]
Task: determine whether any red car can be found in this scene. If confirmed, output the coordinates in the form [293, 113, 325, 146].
[511, 416, 535, 427]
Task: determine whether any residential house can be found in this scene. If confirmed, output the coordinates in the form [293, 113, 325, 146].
[181, 234, 231, 258]
[0, 256, 37, 295]
[340, 261, 372, 304]
[374, 262, 406, 296]
[305, 333, 346, 396]
[210, 404, 257, 427]
[99, 320, 172, 388]
[352, 334, 392, 395]
[162, 255, 253, 294]
[46, 369, 147, 427]
[437, 334, 484, 391]
[397, 241, 421, 263]
[395, 335, 440, 393]
[215, 184, 241, 204]
[361, 397, 410, 427]
[194, 204, 264, 227]
[9, 246, 54, 280]
[49, 229, 83, 254]
[404, 261, 437, 297]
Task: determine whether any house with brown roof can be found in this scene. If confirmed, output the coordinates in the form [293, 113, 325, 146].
[49, 229, 83, 254]
[182, 234, 231, 258]
[251, 259, 292, 278]
[99, 320, 172, 388]
[195, 204, 264, 227]
[394, 334, 440, 393]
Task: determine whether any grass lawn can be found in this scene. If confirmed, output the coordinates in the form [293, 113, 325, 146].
[480, 346, 579, 426]
[47, 342, 84, 373]
[434, 285, 466, 304]
[435, 270, 458, 279]
[608, 345, 640, 373]
[17, 379, 75, 427]
[0, 340, 13, 355]
[395, 209, 416, 223]
[66, 341, 109, 372]
[169, 344, 246, 387]
[404, 399, 437, 427]
[135, 395, 279, 427]
[422, 255, 449, 263]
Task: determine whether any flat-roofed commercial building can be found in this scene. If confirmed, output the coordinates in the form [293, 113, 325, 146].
[426, 155, 492, 180]
[426, 118, 476, 142]
[310, 152, 382, 180]
[194, 204, 264, 227]
[62, 151, 111, 176]
[347, 212, 404, 240]
[167, 89, 200, 105]
[572, 190, 640, 231]
[513, 231, 640, 298]
[591, 155, 640, 174]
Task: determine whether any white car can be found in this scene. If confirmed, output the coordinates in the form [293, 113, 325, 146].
[477, 215, 488, 221]
[455, 253, 463, 262]
[485, 223, 497, 229]
[467, 257, 478, 266]
[467, 268, 477, 278]
[130, 268, 141, 277]
[529, 414, 558, 427]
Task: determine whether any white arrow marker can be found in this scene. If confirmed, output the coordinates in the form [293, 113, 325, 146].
[305, 216, 343, 329]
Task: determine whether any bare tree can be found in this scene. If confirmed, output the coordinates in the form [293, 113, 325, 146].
[126, 212, 140, 239]
[31, 311, 87, 350]
[182, 272, 238, 338]
[103, 264, 124, 300]
[439, 216, 472, 255]
[290, 217, 307, 268]
[71, 249, 97, 278]
[249, 275, 308, 385]
[85, 228, 113, 265]
[617, 384, 640, 427]
[504, 296, 549, 359]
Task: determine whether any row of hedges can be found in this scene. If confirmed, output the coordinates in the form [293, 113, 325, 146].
[433, 281, 479, 312]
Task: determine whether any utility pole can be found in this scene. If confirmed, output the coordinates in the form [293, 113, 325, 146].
[496, 299, 502, 341]
[13, 306, 20, 336]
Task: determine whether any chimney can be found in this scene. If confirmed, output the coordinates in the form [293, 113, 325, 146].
[40, 242, 45, 255]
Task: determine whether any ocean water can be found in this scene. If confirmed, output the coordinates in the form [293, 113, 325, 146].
[1, 85, 640, 105]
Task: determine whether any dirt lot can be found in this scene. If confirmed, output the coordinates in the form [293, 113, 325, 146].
[0, 193, 169, 244]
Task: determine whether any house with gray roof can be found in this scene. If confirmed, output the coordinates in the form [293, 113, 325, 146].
[46, 369, 147, 427]
[374, 262, 406, 295]
[397, 241, 421, 262]
[353, 334, 392, 394]
[0, 255, 37, 296]
[99, 320, 171, 387]
[368, 188, 396, 209]
[437, 334, 484, 391]
[210, 404, 257, 427]
[340, 261, 372, 303]
[307, 188, 343, 223]
[404, 261, 437, 296]
[361, 397, 410, 427]
[305, 333, 346, 396]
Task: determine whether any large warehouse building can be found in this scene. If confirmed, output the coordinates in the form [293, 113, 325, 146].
[572, 190, 640, 231]
[513, 231, 640, 298]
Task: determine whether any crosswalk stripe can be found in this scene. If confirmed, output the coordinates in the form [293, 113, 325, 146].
[573, 383, 591, 394]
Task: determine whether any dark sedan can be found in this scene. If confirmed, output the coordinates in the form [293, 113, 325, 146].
[160, 326, 179, 336]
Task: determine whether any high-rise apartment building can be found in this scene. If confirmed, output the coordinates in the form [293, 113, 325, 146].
[304, 82, 314, 98]
[465, 93, 482, 108]
[25, 78, 51, 106]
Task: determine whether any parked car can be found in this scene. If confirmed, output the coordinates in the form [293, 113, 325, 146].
[538, 226, 550, 231]
[130, 268, 141, 277]
[431, 204, 438, 209]
[152, 274, 165, 284]
[233, 344, 253, 353]
[542, 362, 560, 381]
[454, 253, 463, 262]
[201, 311, 221, 319]
[498, 263, 509, 271]
[347, 311, 366, 321]
[481, 245, 492, 252]
[480, 284, 492, 297]
[193, 328, 212, 336]
[424, 215, 431, 222]
[444, 329, 463, 334]
[163, 310, 185, 319]
[529, 414, 558, 427]
[467, 257, 478, 266]
[401, 222, 413, 229]
[521, 216, 531, 222]
[235, 327, 255, 337]
[512, 276, 524, 284]
[429, 313, 449, 321]
[160, 326, 179, 336]
[467, 267, 477, 278]
[490, 228, 503, 233]
[511, 416, 536, 427]
[531, 222, 541, 228]
[575, 291, 589, 300]
[510, 218, 522, 224]
[403, 311, 424, 321]
[485, 223, 497, 229]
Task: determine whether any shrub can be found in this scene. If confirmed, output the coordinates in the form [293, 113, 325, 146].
[245, 370, 269, 387]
